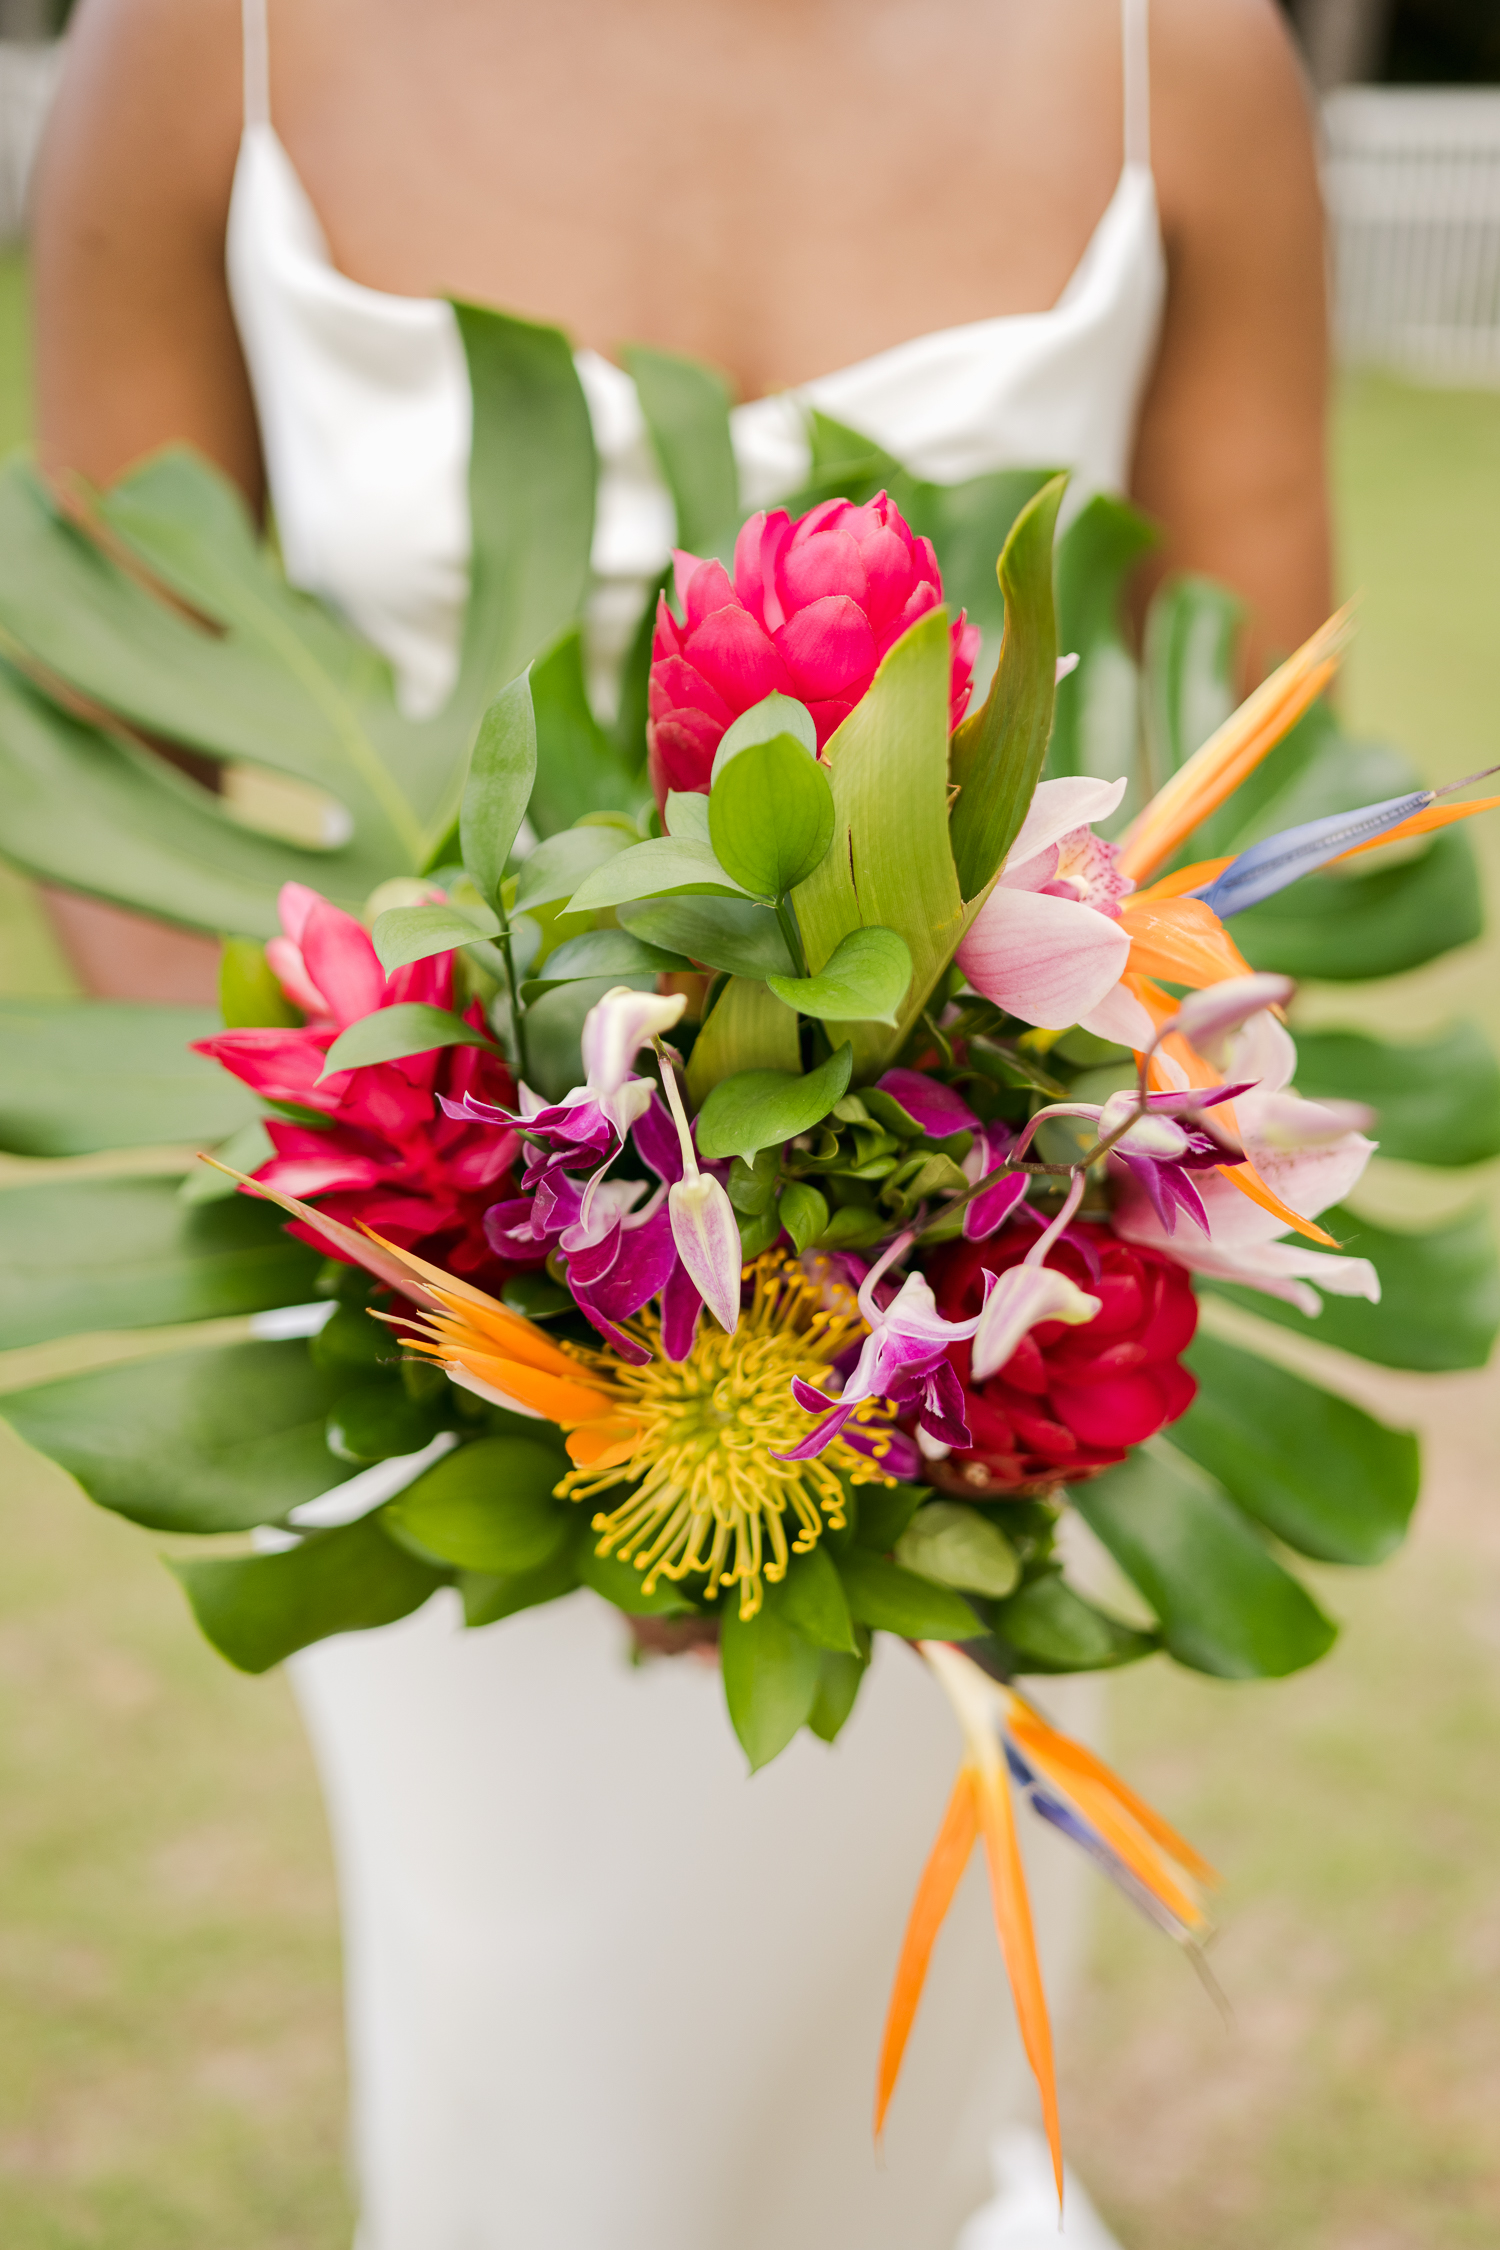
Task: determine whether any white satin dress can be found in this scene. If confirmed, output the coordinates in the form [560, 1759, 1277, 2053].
[225, 3, 1164, 2243]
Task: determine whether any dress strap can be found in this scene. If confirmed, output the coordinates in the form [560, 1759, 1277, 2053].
[1122, 0, 1150, 170]
[242, 0, 270, 130]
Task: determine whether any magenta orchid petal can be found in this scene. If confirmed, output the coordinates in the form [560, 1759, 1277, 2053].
[964, 1166, 1028, 1244]
[660, 1258, 705, 1362]
[918, 1357, 973, 1450]
[877, 1068, 981, 1138]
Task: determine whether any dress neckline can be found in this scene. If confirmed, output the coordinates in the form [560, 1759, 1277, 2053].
[236, 117, 1156, 412]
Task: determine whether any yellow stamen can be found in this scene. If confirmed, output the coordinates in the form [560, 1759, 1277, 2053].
[559, 1254, 899, 1621]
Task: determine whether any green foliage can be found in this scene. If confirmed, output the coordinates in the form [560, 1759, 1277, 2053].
[766, 925, 912, 1026]
[793, 611, 967, 1076]
[1139, 570, 1242, 800]
[326, 1385, 443, 1466]
[512, 821, 631, 910]
[1209, 1203, 1500, 1372]
[806, 1641, 872, 1744]
[372, 900, 500, 974]
[173, 1514, 445, 1674]
[991, 1573, 1159, 1672]
[573, 1536, 699, 1615]
[894, 1500, 1020, 1597]
[622, 343, 740, 559]
[764, 1546, 859, 1654]
[1174, 1333, 1420, 1564]
[384, 1436, 572, 1573]
[0, 999, 254, 1156]
[520, 927, 690, 997]
[837, 1548, 982, 1640]
[526, 628, 648, 838]
[1075, 1442, 1338, 1679]
[1291, 1021, 1500, 1167]
[1047, 495, 1159, 816]
[458, 673, 539, 911]
[319, 1001, 498, 1078]
[1, 1340, 358, 1532]
[616, 894, 793, 979]
[0, 1175, 320, 1350]
[684, 977, 802, 1105]
[707, 733, 835, 898]
[777, 1180, 829, 1255]
[219, 938, 302, 1028]
[566, 832, 747, 911]
[948, 476, 1066, 897]
[720, 1600, 823, 1771]
[460, 1543, 581, 1628]
[694, 1039, 853, 1162]
[0, 306, 596, 933]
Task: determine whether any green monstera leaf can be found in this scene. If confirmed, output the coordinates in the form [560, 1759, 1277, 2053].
[0, 306, 597, 934]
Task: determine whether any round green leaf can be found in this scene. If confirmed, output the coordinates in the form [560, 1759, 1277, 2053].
[711, 692, 817, 777]
[894, 1501, 1020, 1597]
[767, 925, 913, 1025]
[708, 734, 835, 898]
[372, 901, 500, 974]
[694, 1041, 853, 1164]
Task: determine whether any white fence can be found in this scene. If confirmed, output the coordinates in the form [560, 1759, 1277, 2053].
[1325, 87, 1500, 384]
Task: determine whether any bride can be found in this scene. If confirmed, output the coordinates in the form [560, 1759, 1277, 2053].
[31, 2, 1330, 2243]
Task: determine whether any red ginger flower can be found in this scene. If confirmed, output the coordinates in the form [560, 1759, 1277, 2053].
[924, 1220, 1198, 1494]
[194, 885, 521, 1282]
[647, 492, 980, 801]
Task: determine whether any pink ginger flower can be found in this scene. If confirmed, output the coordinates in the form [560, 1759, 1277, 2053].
[194, 883, 521, 1282]
[647, 493, 980, 801]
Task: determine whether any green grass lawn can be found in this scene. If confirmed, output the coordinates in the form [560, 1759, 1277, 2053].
[0, 250, 1497, 2248]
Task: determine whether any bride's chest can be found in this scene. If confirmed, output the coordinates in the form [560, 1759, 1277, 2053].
[272, 0, 1124, 397]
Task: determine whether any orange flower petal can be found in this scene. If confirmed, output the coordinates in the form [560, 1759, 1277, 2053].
[874, 1770, 979, 2143]
[1116, 605, 1354, 883]
[565, 1420, 643, 1470]
[974, 1754, 1063, 2205]
[1006, 1703, 1218, 1890]
[1333, 793, 1500, 862]
[1217, 1161, 1340, 1248]
[1120, 896, 1254, 990]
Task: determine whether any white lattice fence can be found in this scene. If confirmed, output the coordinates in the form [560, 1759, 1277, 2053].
[1326, 87, 1500, 384]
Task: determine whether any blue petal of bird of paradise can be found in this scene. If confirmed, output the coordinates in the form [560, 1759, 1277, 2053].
[1192, 790, 1432, 918]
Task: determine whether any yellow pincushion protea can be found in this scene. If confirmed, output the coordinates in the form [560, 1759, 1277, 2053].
[381, 1241, 901, 1621]
[558, 1256, 901, 1619]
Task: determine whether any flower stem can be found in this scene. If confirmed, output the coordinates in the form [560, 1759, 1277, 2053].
[493, 910, 532, 1086]
[774, 893, 809, 980]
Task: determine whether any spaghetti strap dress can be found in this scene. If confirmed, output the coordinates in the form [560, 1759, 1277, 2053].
[225, 4, 1165, 2243]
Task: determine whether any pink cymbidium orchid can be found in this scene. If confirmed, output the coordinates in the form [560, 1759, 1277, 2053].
[956, 776, 1141, 1036]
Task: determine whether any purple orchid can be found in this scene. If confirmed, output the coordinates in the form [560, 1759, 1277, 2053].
[777, 1232, 1002, 1461]
[1005, 1080, 1253, 1241]
[440, 986, 687, 1189]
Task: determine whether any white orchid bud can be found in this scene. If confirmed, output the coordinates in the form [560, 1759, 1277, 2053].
[970, 1263, 1101, 1385]
[1097, 1091, 1191, 1158]
[580, 986, 687, 1096]
[668, 1172, 744, 1336]
[1170, 974, 1294, 1066]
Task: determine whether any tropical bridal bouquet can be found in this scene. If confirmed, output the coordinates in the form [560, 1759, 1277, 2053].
[2, 311, 1498, 2190]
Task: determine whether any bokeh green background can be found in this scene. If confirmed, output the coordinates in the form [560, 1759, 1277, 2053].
[1, 244, 1497, 2246]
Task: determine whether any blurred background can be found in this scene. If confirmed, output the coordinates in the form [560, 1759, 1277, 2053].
[1, 1, 1497, 2243]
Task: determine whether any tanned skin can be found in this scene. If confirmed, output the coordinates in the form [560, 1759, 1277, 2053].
[32, 0, 1331, 998]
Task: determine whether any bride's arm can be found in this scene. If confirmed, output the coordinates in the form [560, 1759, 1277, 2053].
[1133, 0, 1333, 683]
[30, 0, 252, 996]
[32, 0, 258, 497]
